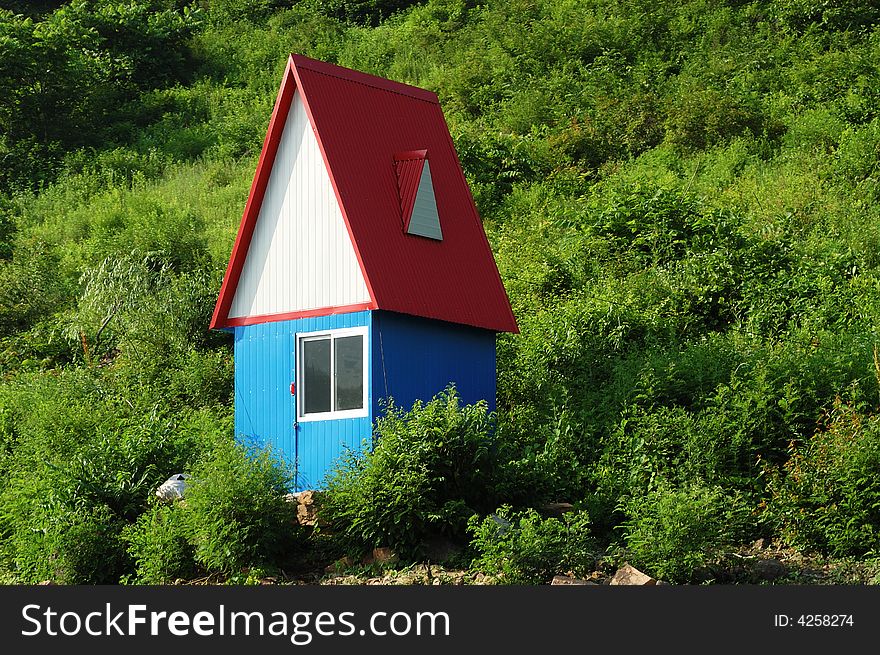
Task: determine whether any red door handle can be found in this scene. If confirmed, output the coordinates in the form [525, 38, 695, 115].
[290, 382, 296, 395]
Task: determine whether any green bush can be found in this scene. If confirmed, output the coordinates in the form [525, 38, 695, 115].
[491, 410, 593, 506]
[315, 0, 424, 26]
[321, 387, 496, 558]
[665, 85, 768, 152]
[772, 0, 880, 33]
[184, 439, 298, 573]
[11, 503, 128, 585]
[620, 480, 752, 583]
[468, 506, 597, 584]
[0, 1, 201, 192]
[122, 500, 197, 584]
[207, 0, 293, 25]
[768, 400, 880, 556]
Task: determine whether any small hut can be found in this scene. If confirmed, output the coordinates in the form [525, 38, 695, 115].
[211, 55, 517, 488]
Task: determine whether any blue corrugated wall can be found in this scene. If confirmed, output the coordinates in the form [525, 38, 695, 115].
[371, 310, 496, 415]
[233, 311, 373, 490]
[234, 309, 497, 491]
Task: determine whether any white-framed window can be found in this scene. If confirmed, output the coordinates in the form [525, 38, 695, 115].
[296, 326, 368, 421]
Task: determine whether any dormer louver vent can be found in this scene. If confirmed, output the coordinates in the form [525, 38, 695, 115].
[394, 150, 442, 241]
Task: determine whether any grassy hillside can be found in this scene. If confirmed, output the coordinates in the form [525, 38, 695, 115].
[2, 0, 880, 584]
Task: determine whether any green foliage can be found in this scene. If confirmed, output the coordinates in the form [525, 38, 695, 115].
[206, 0, 292, 25]
[0, 2, 67, 18]
[0, 1, 201, 191]
[322, 388, 496, 557]
[768, 399, 880, 557]
[665, 85, 769, 152]
[10, 503, 128, 585]
[315, 0, 425, 26]
[0, 359, 234, 582]
[183, 439, 298, 573]
[468, 506, 597, 584]
[771, 0, 880, 33]
[620, 480, 753, 583]
[70, 251, 222, 375]
[122, 438, 299, 584]
[0, 244, 73, 336]
[122, 500, 197, 584]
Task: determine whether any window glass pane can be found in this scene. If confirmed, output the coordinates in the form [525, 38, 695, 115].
[303, 338, 331, 414]
[334, 335, 364, 411]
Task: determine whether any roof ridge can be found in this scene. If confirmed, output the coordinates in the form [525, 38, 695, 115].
[292, 55, 439, 104]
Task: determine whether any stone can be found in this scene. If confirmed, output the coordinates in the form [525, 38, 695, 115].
[472, 572, 491, 585]
[155, 474, 190, 501]
[367, 547, 398, 564]
[296, 503, 317, 526]
[754, 558, 785, 581]
[291, 489, 318, 526]
[609, 563, 656, 586]
[551, 575, 596, 585]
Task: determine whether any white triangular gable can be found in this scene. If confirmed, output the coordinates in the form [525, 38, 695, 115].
[406, 161, 442, 240]
[229, 90, 370, 319]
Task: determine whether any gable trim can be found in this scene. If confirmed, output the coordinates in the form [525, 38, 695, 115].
[292, 54, 439, 104]
[222, 302, 374, 328]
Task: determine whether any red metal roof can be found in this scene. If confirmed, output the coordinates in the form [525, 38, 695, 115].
[211, 54, 518, 333]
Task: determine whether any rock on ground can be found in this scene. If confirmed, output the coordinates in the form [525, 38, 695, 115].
[754, 558, 785, 581]
[155, 474, 190, 501]
[286, 489, 319, 526]
[363, 547, 398, 565]
[609, 563, 657, 586]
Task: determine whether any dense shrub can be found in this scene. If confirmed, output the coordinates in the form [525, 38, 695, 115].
[665, 87, 768, 152]
[122, 500, 197, 584]
[0, 360, 240, 583]
[0, 1, 201, 191]
[183, 439, 298, 573]
[768, 400, 880, 557]
[11, 504, 128, 585]
[620, 481, 753, 583]
[5, 434, 298, 583]
[468, 506, 597, 584]
[321, 388, 496, 558]
[316, 0, 425, 26]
